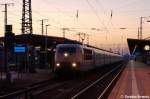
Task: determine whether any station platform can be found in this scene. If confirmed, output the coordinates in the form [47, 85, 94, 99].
[108, 60, 150, 99]
[0, 69, 53, 93]
[0, 69, 52, 82]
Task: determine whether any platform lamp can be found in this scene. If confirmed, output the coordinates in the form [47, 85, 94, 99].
[144, 45, 150, 51]
[45, 24, 50, 68]
[144, 17, 150, 40]
[139, 16, 150, 40]
[144, 45, 150, 64]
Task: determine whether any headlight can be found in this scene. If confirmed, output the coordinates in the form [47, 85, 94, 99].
[72, 62, 77, 67]
[56, 63, 60, 67]
[64, 53, 68, 57]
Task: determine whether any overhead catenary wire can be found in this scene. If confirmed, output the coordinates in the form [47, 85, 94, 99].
[43, 0, 89, 31]
[114, 0, 142, 10]
[11, 0, 68, 28]
[95, 0, 116, 32]
[85, 0, 111, 45]
[7, 0, 71, 35]
[1, 0, 114, 34]
[85, 0, 106, 27]
[0, 0, 145, 44]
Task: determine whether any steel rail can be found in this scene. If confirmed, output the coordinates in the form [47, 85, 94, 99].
[97, 63, 126, 99]
[71, 63, 124, 99]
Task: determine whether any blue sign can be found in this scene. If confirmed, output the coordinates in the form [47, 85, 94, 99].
[14, 46, 26, 53]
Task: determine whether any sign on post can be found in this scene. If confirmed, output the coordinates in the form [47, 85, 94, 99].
[14, 44, 26, 53]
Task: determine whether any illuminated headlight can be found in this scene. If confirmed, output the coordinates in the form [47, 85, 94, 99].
[56, 63, 60, 67]
[72, 62, 77, 67]
[64, 53, 68, 57]
[144, 45, 150, 51]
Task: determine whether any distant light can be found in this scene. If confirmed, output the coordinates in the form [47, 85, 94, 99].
[35, 57, 38, 60]
[47, 48, 52, 51]
[53, 42, 57, 44]
[35, 46, 41, 51]
[72, 62, 77, 67]
[35, 46, 41, 49]
[56, 63, 60, 67]
[144, 45, 150, 51]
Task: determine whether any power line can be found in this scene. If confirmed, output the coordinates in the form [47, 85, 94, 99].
[96, 0, 107, 14]
[12, 0, 68, 29]
[85, 0, 104, 26]
[85, 0, 110, 34]
[43, 0, 88, 30]
[4, 0, 94, 35]
[114, 0, 142, 10]
[95, 0, 116, 31]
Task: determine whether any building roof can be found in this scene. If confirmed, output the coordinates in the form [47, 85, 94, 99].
[127, 38, 150, 55]
[0, 34, 81, 48]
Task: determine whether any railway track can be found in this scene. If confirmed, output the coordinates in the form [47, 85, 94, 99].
[71, 63, 125, 99]
[0, 62, 126, 99]
[35, 62, 125, 99]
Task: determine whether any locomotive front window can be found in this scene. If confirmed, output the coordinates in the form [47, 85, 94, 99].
[58, 47, 76, 53]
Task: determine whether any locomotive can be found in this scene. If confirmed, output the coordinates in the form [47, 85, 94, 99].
[54, 44, 122, 73]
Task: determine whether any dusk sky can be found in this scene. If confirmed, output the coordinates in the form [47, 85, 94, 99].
[0, 0, 150, 53]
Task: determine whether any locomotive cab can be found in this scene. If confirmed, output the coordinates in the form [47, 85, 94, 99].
[54, 44, 82, 73]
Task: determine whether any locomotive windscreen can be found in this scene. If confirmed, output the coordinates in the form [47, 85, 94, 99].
[58, 47, 76, 53]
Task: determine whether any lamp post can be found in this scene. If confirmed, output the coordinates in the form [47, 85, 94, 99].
[144, 45, 150, 64]
[139, 16, 150, 39]
[140, 17, 146, 39]
[120, 28, 126, 56]
[45, 24, 50, 67]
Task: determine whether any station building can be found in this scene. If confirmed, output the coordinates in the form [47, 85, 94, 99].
[0, 34, 81, 72]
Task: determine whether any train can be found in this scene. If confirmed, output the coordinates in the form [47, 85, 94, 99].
[54, 44, 123, 73]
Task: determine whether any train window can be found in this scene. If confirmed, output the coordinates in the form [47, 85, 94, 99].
[84, 48, 92, 60]
[58, 47, 76, 53]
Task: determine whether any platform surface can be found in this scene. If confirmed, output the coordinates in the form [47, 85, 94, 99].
[108, 60, 150, 99]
